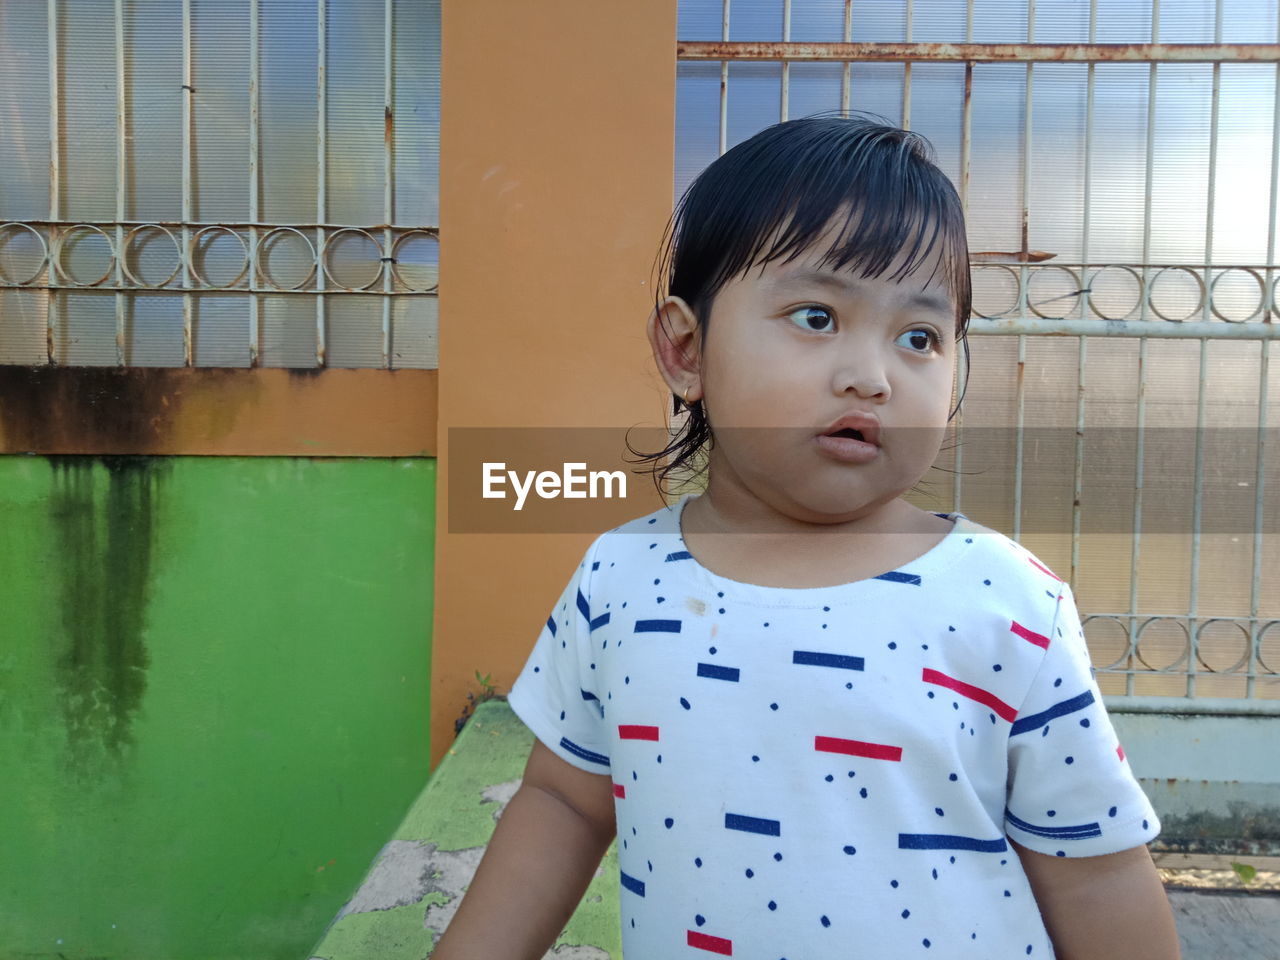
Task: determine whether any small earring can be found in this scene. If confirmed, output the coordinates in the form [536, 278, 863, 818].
[682, 385, 694, 406]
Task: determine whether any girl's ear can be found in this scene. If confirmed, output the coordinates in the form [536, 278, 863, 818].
[647, 295, 703, 405]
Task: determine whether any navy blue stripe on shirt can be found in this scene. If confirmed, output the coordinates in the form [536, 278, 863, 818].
[559, 736, 610, 767]
[875, 570, 922, 585]
[1005, 810, 1101, 840]
[620, 871, 646, 896]
[634, 619, 682, 633]
[725, 813, 781, 836]
[792, 650, 865, 671]
[575, 589, 610, 632]
[1009, 690, 1095, 736]
[546, 615, 557, 637]
[697, 662, 741, 682]
[898, 833, 1009, 852]
[665, 551, 692, 562]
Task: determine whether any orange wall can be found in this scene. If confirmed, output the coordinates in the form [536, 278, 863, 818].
[434, 1, 677, 763]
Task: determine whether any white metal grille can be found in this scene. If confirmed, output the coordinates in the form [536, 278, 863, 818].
[676, 0, 1280, 708]
[0, 0, 439, 369]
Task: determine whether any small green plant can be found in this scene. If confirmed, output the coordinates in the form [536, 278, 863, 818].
[455, 670, 503, 735]
[1230, 861, 1258, 885]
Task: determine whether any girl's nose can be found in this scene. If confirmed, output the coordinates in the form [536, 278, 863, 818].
[832, 352, 890, 400]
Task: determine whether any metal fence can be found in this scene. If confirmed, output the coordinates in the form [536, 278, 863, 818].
[0, 0, 439, 369]
[676, 0, 1280, 709]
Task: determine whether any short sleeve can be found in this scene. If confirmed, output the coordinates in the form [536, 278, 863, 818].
[506, 538, 612, 775]
[1004, 582, 1160, 857]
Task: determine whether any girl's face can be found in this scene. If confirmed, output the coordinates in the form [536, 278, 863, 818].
[683, 230, 958, 525]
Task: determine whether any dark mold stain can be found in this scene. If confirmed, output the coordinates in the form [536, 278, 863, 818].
[0, 365, 241, 454]
[1153, 802, 1280, 858]
[48, 454, 169, 767]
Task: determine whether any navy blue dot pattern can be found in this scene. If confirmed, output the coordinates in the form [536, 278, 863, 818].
[507, 494, 1161, 958]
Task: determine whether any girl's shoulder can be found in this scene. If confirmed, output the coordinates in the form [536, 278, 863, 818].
[952, 513, 1068, 589]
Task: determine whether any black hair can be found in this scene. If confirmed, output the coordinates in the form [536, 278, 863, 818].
[629, 111, 972, 494]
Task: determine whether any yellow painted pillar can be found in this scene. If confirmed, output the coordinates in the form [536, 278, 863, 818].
[435, 0, 677, 764]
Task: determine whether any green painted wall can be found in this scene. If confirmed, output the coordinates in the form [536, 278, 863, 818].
[0, 456, 436, 960]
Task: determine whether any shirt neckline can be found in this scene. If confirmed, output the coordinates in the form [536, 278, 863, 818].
[668, 492, 974, 604]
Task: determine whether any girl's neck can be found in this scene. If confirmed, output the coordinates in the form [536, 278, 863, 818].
[679, 486, 955, 590]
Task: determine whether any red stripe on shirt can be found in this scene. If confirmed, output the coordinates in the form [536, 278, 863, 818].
[1116, 743, 1126, 762]
[922, 667, 1018, 722]
[1010, 620, 1051, 649]
[687, 930, 733, 955]
[1027, 556, 1064, 581]
[814, 735, 903, 762]
[617, 724, 660, 741]
[613, 783, 626, 799]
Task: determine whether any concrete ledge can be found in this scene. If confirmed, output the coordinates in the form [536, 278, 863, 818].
[310, 701, 1278, 959]
[307, 700, 621, 960]
[1112, 711, 1280, 856]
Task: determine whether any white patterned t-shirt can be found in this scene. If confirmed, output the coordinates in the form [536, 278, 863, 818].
[507, 494, 1160, 960]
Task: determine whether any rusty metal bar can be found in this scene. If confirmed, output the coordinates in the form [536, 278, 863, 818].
[719, 0, 729, 155]
[249, 0, 261, 366]
[10, 218, 437, 231]
[1012, 1, 1035, 544]
[951, 0, 976, 518]
[1252, 15, 1280, 698]
[677, 41, 1280, 64]
[901, 0, 914, 129]
[967, 317, 1280, 338]
[839, 0, 850, 116]
[316, 0, 327, 367]
[115, 0, 126, 365]
[1249, 339, 1270, 698]
[1185, 0, 1227, 699]
[779, 0, 790, 122]
[46, 0, 59, 364]
[382, 0, 394, 367]
[182, 0, 193, 365]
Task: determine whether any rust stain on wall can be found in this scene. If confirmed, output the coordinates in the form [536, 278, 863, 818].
[48, 455, 169, 767]
[0, 366, 437, 457]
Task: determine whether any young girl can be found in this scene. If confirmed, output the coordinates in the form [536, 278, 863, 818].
[434, 116, 1180, 959]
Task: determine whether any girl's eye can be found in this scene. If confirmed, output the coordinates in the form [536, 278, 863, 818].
[788, 306, 835, 332]
[896, 328, 940, 353]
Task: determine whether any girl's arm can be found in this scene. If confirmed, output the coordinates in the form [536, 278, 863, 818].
[430, 738, 617, 959]
[1010, 838, 1181, 960]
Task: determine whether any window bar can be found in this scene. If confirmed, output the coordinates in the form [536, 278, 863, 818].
[840, 0, 851, 117]
[780, 0, 790, 122]
[115, 0, 126, 365]
[901, 0, 913, 130]
[248, 0, 261, 366]
[1248, 340, 1270, 698]
[1140, 0, 1159, 327]
[1202, 0, 1222, 327]
[1186, 0, 1225, 698]
[1251, 10, 1280, 699]
[1188, 337, 1207, 698]
[46, 0, 59, 364]
[382, 0, 394, 368]
[951, 0, 976, 518]
[1012, 2, 1036, 545]
[719, 0, 730, 156]
[316, 0, 327, 367]
[182, 0, 193, 365]
[1101, 0, 1138, 693]
[1130, 0, 1162, 691]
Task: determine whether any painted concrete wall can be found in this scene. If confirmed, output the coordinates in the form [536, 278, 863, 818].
[0, 455, 436, 959]
[433, 0, 677, 765]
